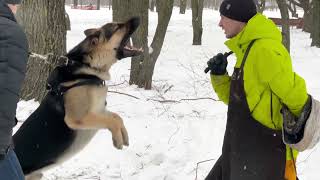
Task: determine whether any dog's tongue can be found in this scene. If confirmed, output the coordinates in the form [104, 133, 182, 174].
[122, 45, 143, 58]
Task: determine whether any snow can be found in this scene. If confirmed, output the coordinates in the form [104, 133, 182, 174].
[14, 6, 320, 180]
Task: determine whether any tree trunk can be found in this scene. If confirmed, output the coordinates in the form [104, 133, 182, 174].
[180, 0, 187, 14]
[191, 0, 204, 45]
[73, 0, 78, 7]
[143, 0, 174, 89]
[113, 0, 173, 89]
[128, 0, 150, 88]
[112, 0, 131, 22]
[97, 0, 101, 10]
[311, 0, 320, 47]
[276, 0, 290, 52]
[150, 0, 156, 12]
[287, 0, 312, 32]
[156, 0, 160, 12]
[302, 7, 312, 33]
[16, 0, 67, 101]
[109, 0, 112, 10]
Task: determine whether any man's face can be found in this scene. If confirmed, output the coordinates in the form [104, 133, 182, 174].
[7, 4, 19, 14]
[218, 15, 246, 39]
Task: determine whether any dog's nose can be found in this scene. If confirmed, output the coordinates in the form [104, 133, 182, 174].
[127, 17, 140, 32]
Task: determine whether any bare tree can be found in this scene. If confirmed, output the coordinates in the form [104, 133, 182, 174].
[180, 0, 187, 14]
[141, 0, 173, 89]
[288, 0, 312, 32]
[131, 0, 174, 89]
[16, 0, 67, 101]
[287, 0, 299, 18]
[311, 0, 320, 47]
[113, 0, 173, 89]
[191, 0, 204, 45]
[276, 0, 290, 52]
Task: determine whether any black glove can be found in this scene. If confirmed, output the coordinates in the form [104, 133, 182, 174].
[282, 95, 312, 144]
[205, 53, 228, 75]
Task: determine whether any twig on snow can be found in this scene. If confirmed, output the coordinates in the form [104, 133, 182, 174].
[195, 159, 215, 180]
[107, 90, 140, 100]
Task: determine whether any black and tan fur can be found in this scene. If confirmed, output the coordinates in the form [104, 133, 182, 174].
[13, 17, 142, 180]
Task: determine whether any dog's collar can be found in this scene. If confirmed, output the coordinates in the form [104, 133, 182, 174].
[59, 56, 105, 72]
[47, 73, 105, 96]
[59, 56, 90, 68]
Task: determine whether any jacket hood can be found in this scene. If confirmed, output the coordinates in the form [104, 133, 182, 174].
[0, 0, 16, 22]
[225, 13, 282, 51]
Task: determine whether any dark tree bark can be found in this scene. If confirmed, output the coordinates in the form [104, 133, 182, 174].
[16, 0, 67, 101]
[191, 0, 204, 45]
[180, 0, 187, 14]
[276, 0, 290, 52]
[112, 0, 131, 22]
[303, 8, 313, 33]
[150, 0, 156, 12]
[311, 0, 320, 47]
[73, 0, 78, 7]
[97, 0, 101, 10]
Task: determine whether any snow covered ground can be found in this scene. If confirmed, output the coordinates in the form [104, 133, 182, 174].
[15, 6, 320, 180]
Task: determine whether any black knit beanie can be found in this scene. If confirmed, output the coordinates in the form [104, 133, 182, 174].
[219, 0, 257, 23]
[4, 0, 22, 4]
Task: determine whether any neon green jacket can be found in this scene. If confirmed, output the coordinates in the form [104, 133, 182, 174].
[211, 13, 308, 160]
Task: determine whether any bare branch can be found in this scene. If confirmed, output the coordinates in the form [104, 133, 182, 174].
[147, 97, 220, 104]
[107, 90, 140, 99]
[180, 97, 220, 101]
[164, 85, 174, 94]
[287, 0, 302, 8]
[107, 80, 127, 87]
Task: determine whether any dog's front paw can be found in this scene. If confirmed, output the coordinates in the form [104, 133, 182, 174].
[112, 125, 129, 149]
[109, 114, 129, 149]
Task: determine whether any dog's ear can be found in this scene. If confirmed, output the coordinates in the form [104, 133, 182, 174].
[90, 37, 99, 46]
[84, 28, 99, 37]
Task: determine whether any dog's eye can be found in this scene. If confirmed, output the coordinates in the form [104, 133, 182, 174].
[105, 30, 113, 40]
[105, 26, 122, 40]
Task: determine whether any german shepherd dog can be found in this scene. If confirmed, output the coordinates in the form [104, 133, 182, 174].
[13, 17, 142, 180]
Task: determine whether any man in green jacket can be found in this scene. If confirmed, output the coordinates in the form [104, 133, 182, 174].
[205, 0, 309, 179]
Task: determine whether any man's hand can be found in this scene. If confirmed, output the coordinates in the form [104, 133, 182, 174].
[205, 52, 232, 75]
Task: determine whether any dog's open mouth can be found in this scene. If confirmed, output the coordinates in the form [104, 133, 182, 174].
[122, 39, 143, 58]
[116, 17, 143, 60]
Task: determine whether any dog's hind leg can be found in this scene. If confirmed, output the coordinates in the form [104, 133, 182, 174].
[25, 172, 43, 180]
[65, 111, 129, 149]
